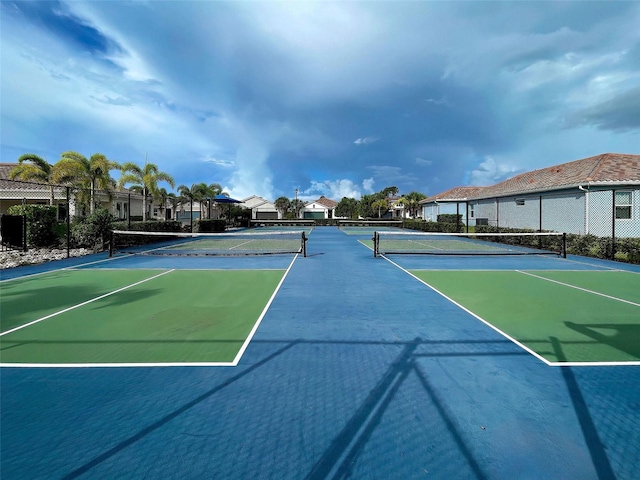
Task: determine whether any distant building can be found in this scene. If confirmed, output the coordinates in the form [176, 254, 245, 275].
[0, 163, 143, 221]
[241, 195, 278, 220]
[420, 153, 640, 237]
[302, 196, 338, 219]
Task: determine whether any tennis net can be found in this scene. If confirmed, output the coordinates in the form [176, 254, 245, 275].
[249, 219, 316, 229]
[338, 220, 404, 229]
[373, 231, 566, 257]
[110, 230, 307, 257]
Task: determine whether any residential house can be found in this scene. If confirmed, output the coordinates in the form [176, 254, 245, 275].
[302, 196, 338, 219]
[0, 163, 143, 221]
[241, 195, 278, 220]
[420, 153, 640, 237]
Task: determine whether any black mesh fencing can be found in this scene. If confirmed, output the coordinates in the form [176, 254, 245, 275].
[420, 187, 640, 264]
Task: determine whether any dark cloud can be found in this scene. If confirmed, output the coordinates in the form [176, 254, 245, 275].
[2, 1, 639, 200]
[3, 1, 121, 56]
[568, 86, 640, 132]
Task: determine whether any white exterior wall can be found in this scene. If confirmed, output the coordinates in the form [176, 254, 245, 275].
[302, 203, 332, 219]
[422, 203, 468, 224]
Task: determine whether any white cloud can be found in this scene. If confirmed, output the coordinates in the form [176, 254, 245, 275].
[362, 178, 375, 193]
[300, 177, 377, 200]
[354, 137, 379, 145]
[425, 97, 452, 107]
[415, 157, 432, 166]
[201, 155, 235, 167]
[224, 143, 274, 200]
[468, 157, 520, 186]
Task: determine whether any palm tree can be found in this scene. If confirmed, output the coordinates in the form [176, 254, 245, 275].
[189, 183, 206, 220]
[55, 151, 120, 214]
[10, 154, 58, 205]
[274, 196, 291, 219]
[372, 199, 388, 218]
[118, 161, 175, 221]
[206, 183, 225, 219]
[401, 191, 427, 218]
[154, 187, 170, 220]
[166, 192, 179, 220]
[290, 199, 305, 219]
[177, 184, 198, 231]
[191, 182, 225, 219]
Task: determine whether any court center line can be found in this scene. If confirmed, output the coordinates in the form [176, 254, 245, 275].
[0, 269, 175, 337]
[516, 270, 640, 307]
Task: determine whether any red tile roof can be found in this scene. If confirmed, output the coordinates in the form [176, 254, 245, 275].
[422, 153, 640, 203]
[309, 196, 338, 208]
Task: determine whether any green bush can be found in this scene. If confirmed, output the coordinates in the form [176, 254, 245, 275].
[71, 208, 115, 250]
[7, 204, 58, 247]
[112, 220, 183, 232]
[197, 219, 226, 232]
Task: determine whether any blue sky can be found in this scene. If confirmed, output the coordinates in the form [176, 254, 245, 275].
[1, 1, 639, 202]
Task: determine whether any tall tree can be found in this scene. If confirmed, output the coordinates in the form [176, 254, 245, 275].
[206, 183, 225, 219]
[381, 186, 399, 198]
[55, 151, 119, 213]
[335, 197, 359, 219]
[154, 187, 170, 220]
[371, 199, 389, 218]
[177, 184, 198, 231]
[274, 196, 291, 219]
[118, 161, 175, 221]
[290, 199, 305, 219]
[192, 182, 225, 219]
[10, 154, 58, 205]
[401, 191, 427, 218]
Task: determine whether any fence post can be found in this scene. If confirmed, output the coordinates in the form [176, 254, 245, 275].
[611, 189, 616, 260]
[539, 195, 543, 232]
[66, 186, 71, 258]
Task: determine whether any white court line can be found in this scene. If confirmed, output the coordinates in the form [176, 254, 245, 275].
[516, 270, 640, 307]
[231, 253, 300, 366]
[380, 255, 640, 367]
[0, 255, 122, 283]
[2, 255, 299, 368]
[0, 269, 175, 337]
[379, 255, 553, 367]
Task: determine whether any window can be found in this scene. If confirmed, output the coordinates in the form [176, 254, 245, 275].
[515, 198, 525, 206]
[469, 204, 475, 218]
[615, 191, 632, 219]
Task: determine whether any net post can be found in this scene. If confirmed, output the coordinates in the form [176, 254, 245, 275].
[302, 231, 307, 257]
[109, 231, 114, 257]
[562, 232, 567, 258]
[373, 232, 379, 257]
[22, 215, 27, 252]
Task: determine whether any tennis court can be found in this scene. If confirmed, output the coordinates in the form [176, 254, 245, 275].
[1, 226, 639, 479]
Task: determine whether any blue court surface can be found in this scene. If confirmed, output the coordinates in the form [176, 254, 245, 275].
[1, 226, 639, 479]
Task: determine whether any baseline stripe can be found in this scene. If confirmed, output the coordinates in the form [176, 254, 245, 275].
[0, 269, 175, 337]
[516, 270, 640, 307]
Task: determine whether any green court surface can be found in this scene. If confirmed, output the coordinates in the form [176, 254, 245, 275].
[411, 269, 640, 364]
[0, 269, 285, 364]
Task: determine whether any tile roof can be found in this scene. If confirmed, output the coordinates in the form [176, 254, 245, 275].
[309, 196, 338, 208]
[421, 186, 486, 203]
[422, 153, 640, 203]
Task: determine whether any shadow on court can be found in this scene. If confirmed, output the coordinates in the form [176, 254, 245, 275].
[9, 336, 630, 480]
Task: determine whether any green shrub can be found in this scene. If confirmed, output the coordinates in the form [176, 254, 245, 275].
[197, 219, 226, 233]
[112, 220, 183, 232]
[71, 208, 115, 250]
[7, 204, 58, 247]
